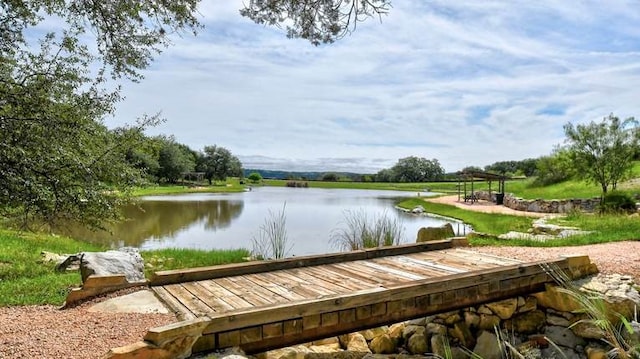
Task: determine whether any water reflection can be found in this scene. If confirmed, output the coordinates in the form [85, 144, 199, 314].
[59, 187, 471, 256]
[61, 199, 244, 248]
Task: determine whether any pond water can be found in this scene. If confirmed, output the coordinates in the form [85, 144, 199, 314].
[64, 187, 470, 256]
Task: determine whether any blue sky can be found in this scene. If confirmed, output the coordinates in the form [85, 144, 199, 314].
[109, 1, 640, 173]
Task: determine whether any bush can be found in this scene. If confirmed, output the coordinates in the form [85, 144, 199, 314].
[599, 191, 637, 214]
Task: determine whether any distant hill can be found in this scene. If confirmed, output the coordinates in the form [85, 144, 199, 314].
[243, 169, 369, 181]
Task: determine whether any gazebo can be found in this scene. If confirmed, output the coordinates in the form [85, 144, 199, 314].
[456, 170, 508, 204]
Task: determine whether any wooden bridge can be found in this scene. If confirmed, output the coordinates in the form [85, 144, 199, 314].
[108, 239, 598, 358]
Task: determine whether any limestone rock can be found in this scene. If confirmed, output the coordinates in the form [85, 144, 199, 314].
[305, 353, 368, 359]
[478, 314, 501, 331]
[369, 334, 395, 354]
[544, 325, 585, 349]
[477, 305, 493, 315]
[569, 320, 605, 339]
[464, 311, 480, 329]
[80, 248, 145, 283]
[388, 323, 405, 346]
[517, 297, 537, 313]
[360, 326, 388, 341]
[346, 333, 371, 353]
[416, 223, 454, 242]
[503, 310, 545, 334]
[429, 334, 448, 358]
[401, 325, 425, 340]
[449, 321, 475, 349]
[472, 331, 502, 359]
[425, 323, 447, 336]
[586, 347, 608, 359]
[486, 298, 518, 320]
[406, 333, 428, 354]
[546, 313, 571, 327]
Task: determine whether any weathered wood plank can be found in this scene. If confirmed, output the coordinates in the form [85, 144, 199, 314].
[151, 286, 196, 320]
[199, 280, 253, 310]
[301, 266, 374, 291]
[166, 283, 216, 316]
[242, 273, 308, 301]
[149, 240, 454, 286]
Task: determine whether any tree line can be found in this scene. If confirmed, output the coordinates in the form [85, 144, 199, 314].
[126, 135, 242, 185]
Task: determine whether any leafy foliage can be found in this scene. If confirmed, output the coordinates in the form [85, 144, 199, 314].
[248, 172, 263, 183]
[600, 191, 638, 214]
[1, 1, 201, 227]
[199, 145, 243, 185]
[531, 148, 575, 186]
[378, 156, 445, 182]
[240, 0, 391, 45]
[564, 114, 640, 193]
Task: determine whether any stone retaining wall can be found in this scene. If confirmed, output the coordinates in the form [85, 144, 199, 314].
[255, 274, 640, 359]
[475, 191, 601, 213]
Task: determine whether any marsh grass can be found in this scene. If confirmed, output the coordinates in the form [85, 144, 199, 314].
[251, 203, 291, 259]
[330, 209, 405, 251]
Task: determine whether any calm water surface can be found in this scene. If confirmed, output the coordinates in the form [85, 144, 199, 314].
[68, 187, 469, 256]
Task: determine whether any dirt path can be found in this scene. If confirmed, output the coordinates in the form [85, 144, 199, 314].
[424, 194, 550, 218]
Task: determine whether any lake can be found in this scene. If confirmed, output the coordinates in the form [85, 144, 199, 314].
[65, 187, 470, 256]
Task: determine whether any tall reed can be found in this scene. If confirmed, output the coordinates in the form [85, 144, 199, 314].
[330, 209, 405, 251]
[251, 203, 291, 259]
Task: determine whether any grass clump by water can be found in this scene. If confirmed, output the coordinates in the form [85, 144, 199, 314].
[330, 210, 405, 251]
[250, 203, 292, 260]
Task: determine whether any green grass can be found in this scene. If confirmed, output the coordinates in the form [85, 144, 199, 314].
[397, 198, 533, 235]
[0, 229, 250, 306]
[261, 179, 463, 193]
[0, 230, 104, 306]
[142, 248, 250, 275]
[132, 180, 245, 196]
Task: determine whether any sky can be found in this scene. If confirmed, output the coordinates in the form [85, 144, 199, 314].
[108, 1, 640, 174]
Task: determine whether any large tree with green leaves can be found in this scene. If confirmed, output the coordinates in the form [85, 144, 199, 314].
[0, 1, 200, 228]
[200, 146, 243, 185]
[563, 114, 640, 193]
[389, 156, 445, 182]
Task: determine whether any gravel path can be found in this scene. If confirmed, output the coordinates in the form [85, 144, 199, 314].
[0, 290, 176, 359]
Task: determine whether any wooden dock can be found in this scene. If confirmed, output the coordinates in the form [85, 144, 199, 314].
[112, 239, 598, 358]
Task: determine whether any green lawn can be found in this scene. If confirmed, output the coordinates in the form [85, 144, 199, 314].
[0, 230, 249, 306]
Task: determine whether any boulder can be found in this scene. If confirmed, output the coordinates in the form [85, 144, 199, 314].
[449, 321, 475, 349]
[416, 223, 454, 242]
[486, 298, 518, 320]
[346, 333, 371, 353]
[503, 310, 545, 334]
[472, 331, 502, 359]
[369, 334, 395, 354]
[406, 333, 428, 354]
[543, 325, 585, 349]
[478, 314, 501, 331]
[80, 248, 145, 283]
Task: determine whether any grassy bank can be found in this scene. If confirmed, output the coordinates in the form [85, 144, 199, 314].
[397, 198, 640, 247]
[132, 180, 245, 196]
[0, 230, 249, 306]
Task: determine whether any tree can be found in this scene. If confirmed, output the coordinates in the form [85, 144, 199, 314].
[248, 172, 263, 183]
[390, 157, 445, 182]
[240, 0, 391, 45]
[0, 1, 201, 227]
[201, 146, 243, 185]
[157, 139, 195, 183]
[533, 148, 575, 187]
[563, 114, 640, 193]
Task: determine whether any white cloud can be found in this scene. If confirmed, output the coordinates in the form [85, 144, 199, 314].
[110, 1, 640, 172]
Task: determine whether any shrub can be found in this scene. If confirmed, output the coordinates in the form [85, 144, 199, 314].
[599, 191, 637, 214]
